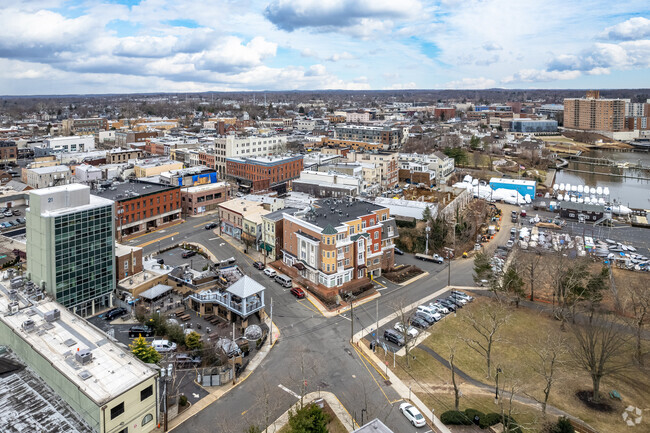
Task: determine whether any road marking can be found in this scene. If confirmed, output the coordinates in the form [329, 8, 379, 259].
[125, 221, 184, 241]
[241, 410, 248, 416]
[278, 384, 300, 399]
[193, 222, 207, 228]
[338, 314, 351, 321]
[373, 279, 386, 288]
[296, 299, 319, 315]
[208, 237, 219, 240]
[136, 231, 179, 248]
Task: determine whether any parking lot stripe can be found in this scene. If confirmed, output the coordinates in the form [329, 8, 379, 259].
[352, 344, 388, 381]
[278, 384, 300, 399]
[136, 231, 179, 248]
[296, 299, 319, 315]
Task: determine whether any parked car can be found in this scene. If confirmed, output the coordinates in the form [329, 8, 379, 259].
[173, 353, 202, 368]
[129, 325, 154, 338]
[394, 247, 404, 255]
[152, 339, 177, 353]
[451, 290, 474, 302]
[156, 258, 165, 265]
[383, 329, 405, 346]
[17, 218, 26, 225]
[253, 261, 265, 270]
[181, 250, 197, 258]
[104, 307, 127, 321]
[446, 296, 465, 307]
[264, 268, 277, 278]
[414, 311, 437, 325]
[12, 209, 20, 215]
[394, 322, 419, 338]
[436, 299, 457, 312]
[410, 316, 430, 329]
[431, 254, 444, 264]
[417, 305, 442, 321]
[290, 287, 306, 299]
[430, 302, 449, 314]
[399, 402, 426, 427]
[505, 240, 514, 249]
[204, 222, 218, 230]
[3, 211, 12, 217]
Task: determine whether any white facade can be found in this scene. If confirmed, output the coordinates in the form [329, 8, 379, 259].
[25, 165, 72, 189]
[98, 130, 115, 143]
[294, 119, 316, 131]
[626, 102, 645, 117]
[75, 163, 103, 182]
[346, 112, 371, 123]
[45, 135, 95, 152]
[222, 134, 287, 158]
[297, 170, 362, 194]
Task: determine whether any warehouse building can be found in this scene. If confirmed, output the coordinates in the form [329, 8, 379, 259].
[489, 178, 536, 198]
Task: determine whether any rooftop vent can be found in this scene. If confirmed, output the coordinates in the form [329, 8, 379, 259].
[44, 309, 61, 322]
[22, 320, 36, 332]
[75, 349, 93, 365]
[78, 370, 93, 380]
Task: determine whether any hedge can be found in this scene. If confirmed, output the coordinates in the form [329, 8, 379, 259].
[440, 410, 472, 425]
[464, 408, 485, 425]
[480, 412, 521, 432]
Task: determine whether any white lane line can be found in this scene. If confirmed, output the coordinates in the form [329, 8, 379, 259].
[209, 237, 219, 240]
[278, 384, 300, 399]
[339, 314, 351, 321]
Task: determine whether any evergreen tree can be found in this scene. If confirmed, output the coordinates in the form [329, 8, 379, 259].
[185, 331, 203, 351]
[473, 251, 493, 283]
[287, 404, 328, 433]
[129, 336, 161, 364]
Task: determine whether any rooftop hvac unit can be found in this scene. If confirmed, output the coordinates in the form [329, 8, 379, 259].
[22, 320, 35, 332]
[75, 349, 93, 365]
[44, 309, 61, 322]
[8, 302, 19, 314]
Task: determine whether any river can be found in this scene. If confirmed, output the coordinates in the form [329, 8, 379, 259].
[554, 150, 650, 209]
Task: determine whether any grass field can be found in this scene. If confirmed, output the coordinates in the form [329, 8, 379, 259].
[390, 298, 650, 432]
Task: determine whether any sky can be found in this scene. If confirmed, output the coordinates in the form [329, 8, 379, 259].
[1, 0, 649, 95]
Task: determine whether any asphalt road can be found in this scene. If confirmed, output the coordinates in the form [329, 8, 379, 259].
[123, 213, 478, 433]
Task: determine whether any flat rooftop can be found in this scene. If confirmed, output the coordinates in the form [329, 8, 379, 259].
[0, 292, 157, 406]
[185, 182, 228, 193]
[302, 198, 385, 230]
[91, 180, 176, 201]
[226, 154, 303, 165]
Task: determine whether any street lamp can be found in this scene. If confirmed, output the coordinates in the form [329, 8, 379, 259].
[494, 366, 502, 404]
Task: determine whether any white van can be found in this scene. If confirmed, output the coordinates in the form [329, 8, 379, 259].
[152, 339, 177, 353]
[416, 305, 442, 321]
[274, 274, 292, 288]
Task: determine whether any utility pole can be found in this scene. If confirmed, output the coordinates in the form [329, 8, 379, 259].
[269, 298, 273, 346]
[375, 299, 379, 346]
[425, 221, 431, 255]
[263, 220, 267, 266]
[350, 299, 354, 342]
[232, 323, 236, 385]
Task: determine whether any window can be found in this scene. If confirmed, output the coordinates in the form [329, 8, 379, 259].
[345, 246, 350, 253]
[374, 232, 379, 239]
[111, 402, 125, 419]
[141, 385, 153, 401]
[362, 221, 366, 229]
[142, 414, 153, 426]
[124, 260, 128, 270]
[117, 428, 128, 433]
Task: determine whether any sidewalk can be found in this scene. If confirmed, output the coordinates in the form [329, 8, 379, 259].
[161, 314, 281, 432]
[349, 285, 488, 433]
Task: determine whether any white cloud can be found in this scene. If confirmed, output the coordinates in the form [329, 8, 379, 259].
[444, 77, 496, 89]
[264, 0, 423, 36]
[501, 69, 582, 83]
[482, 42, 502, 51]
[601, 17, 650, 40]
[383, 82, 417, 90]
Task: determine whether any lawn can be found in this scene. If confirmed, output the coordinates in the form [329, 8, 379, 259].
[390, 299, 650, 433]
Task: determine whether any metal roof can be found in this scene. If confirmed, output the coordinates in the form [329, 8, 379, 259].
[226, 276, 265, 298]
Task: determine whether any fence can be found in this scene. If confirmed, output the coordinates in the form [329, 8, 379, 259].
[199, 368, 233, 387]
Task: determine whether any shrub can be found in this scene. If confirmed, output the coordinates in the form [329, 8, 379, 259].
[440, 410, 472, 425]
[464, 408, 485, 425]
[480, 413, 521, 432]
[167, 324, 185, 345]
[179, 395, 188, 406]
[552, 417, 575, 433]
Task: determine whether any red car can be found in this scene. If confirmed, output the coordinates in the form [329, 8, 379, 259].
[290, 287, 305, 299]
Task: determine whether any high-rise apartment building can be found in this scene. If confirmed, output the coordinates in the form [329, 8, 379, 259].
[564, 91, 626, 131]
[27, 184, 116, 317]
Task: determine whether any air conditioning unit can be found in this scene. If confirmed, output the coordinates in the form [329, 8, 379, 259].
[75, 349, 93, 365]
[22, 320, 35, 332]
[8, 302, 19, 314]
[44, 309, 61, 322]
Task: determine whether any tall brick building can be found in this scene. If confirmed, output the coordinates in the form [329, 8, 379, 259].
[564, 91, 626, 132]
[226, 154, 303, 193]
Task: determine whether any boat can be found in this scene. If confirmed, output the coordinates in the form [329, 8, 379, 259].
[553, 183, 559, 190]
[559, 183, 565, 191]
[603, 187, 609, 196]
[590, 187, 596, 194]
[571, 185, 577, 192]
[597, 186, 603, 195]
[577, 185, 583, 193]
[557, 193, 563, 201]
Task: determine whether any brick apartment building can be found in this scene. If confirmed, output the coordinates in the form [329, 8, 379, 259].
[564, 91, 626, 132]
[434, 107, 456, 120]
[181, 182, 231, 216]
[106, 148, 143, 164]
[281, 199, 398, 291]
[226, 154, 303, 193]
[319, 137, 382, 152]
[0, 141, 18, 163]
[91, 180, 181, 239]
[61, 117, 108, 135]
[334, 125, 402, 149]
[115, 131, 162, 147]
[115, 244, 144, 281]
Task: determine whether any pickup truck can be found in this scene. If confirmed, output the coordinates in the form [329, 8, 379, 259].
[415, 253, 444, 263]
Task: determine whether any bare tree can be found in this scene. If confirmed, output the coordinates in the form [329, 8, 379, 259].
[570, 314, 631, 402]
[463, 302, 510, 378]
[254, 372, 283, 433]
[522, 249, 544, 301]
[449, 344, 461, 411]
[530, 332, 567, 414]
[625, 282, 650, 365]
[392, 299, 417, 368]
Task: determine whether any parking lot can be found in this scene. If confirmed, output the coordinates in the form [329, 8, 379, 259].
[0, 204, 27, 232]
[373, 288, 476, 352]
[154, 246, 212, 271]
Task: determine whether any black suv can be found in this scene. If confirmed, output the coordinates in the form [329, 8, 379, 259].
[253, 261, 265, 270]
[182, 250, 197, 258]
[384, 329, 405, 347]
[104, 307, 127, 320]
[129, 325, 154, 338]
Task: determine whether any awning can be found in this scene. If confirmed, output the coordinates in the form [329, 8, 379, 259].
[260, 242, 273, 252]
[139, 284, 173, 300]
[357, 264, 367, 270]
[293, 262, 306, 270]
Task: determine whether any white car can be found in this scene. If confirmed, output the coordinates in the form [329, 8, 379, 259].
[399, 402, 426, 427]
[431, 302, 449, 314]
[394, 322, 419, 338]
[263, 268, 276, 277]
